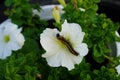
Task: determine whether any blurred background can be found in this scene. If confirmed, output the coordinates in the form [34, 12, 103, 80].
[0, 0, 120, 24]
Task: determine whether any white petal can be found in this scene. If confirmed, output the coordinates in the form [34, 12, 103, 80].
[42, 47, 65, 57]
[61, 53, 75, 70]
[70, 53, 83, 64]
[68, 24, 85, 44]
[74, 43, 88, 56]
[7, 41, 21, 51]
[3, 22, 18, 35]
[0, 48, 4, 59]
[61, 20, 84, 44]
[0, 47, 12, 59]
[116, 42, 120, 57]
[0, 35, 5, 44]
[43, 51, 65, 67]
[60, 20, 71, 39]
[116, 65, 120, 75]
[10, 28, 25, 50]
[40, 28, 61, 52]
[0, 27, 4, 34]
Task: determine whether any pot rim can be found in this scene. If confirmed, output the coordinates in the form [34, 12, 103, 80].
[39, 4, 63, 20]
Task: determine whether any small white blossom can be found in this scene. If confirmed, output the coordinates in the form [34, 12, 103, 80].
[40, 20, 88, 70]
[79, 8, 85, 12]
[0, 21, 25, 59]
[32, 9, 40, 16]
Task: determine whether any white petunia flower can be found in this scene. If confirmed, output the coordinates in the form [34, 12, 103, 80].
[40, 20, 88, 70]
[0, 21, 25, 59]
[115, 65, 120, 75]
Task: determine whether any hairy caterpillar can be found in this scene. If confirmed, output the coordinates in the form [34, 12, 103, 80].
[56, 33, 79, 56]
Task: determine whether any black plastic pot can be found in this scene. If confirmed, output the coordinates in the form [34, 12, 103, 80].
[98, 0, 120, 22]
[0, 0, 7, 23]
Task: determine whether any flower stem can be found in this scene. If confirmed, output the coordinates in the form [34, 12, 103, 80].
[72, 0, 78, 9]
[102, 54, 115, 64]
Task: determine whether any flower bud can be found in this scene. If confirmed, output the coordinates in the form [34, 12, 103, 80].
[52, 6, 60, 23]
[58, 0, 66, 7]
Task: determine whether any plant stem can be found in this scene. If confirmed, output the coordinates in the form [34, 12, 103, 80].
[72, 0, 78, 9]
[102, 54, 115, 64]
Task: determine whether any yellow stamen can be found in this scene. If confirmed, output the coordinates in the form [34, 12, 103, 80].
[4, 35, 10, 43]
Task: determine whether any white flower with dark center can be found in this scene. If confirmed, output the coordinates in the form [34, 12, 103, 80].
[40, 20, 88, 70]
[0, 21, 25, 59]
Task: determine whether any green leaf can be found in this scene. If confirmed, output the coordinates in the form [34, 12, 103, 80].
[14, 74, 22, 80]
[80, 71, 92, 80]
[21, 38, 40, 53]
[12, 19, 24, 26]
[48, 75, 54, 80]
[5, 0, 12, 7]
[93, 45, 102, 57]
[25, 73, 36, 80]
[93, 55, 105, 63]
[94, 0, 101, 3]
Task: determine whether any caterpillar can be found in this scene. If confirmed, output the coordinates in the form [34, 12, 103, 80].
[56, 33, 79, 56]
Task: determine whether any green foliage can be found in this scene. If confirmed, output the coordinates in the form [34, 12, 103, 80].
[93, 66, 120, 80]
[0, 0, 120, 80]
[4, 0, 44, 27]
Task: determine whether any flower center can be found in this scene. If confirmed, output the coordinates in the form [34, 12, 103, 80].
[56, 33, 79, 56]
[4, 35, 10, 43]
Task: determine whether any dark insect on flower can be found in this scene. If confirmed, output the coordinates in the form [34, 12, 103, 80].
[56, 33, 79, 56]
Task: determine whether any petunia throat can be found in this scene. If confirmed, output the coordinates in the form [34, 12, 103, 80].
[56, 33, 79, 56]
[4, 35, 10, 43]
